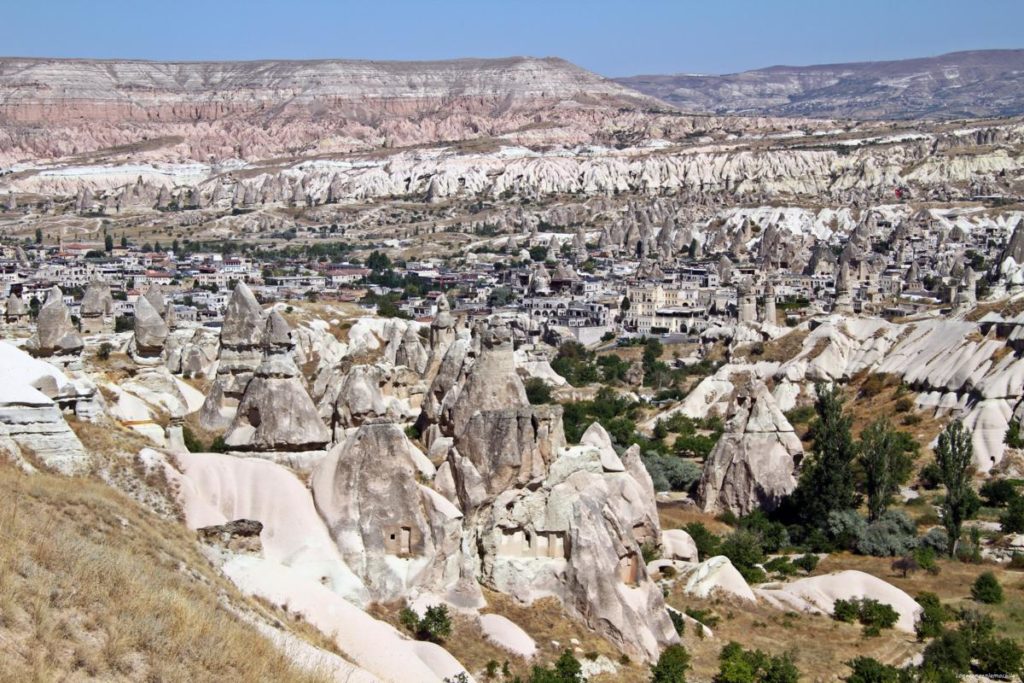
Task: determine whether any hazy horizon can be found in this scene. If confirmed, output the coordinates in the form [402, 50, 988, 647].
[7, 0, 1023, 77]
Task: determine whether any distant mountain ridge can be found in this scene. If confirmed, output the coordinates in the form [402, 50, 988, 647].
[616, 49, 1024, 120]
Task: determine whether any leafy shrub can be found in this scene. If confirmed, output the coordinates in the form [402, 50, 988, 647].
[641, 542, 661, 564]
[683, 522, 720, 559]
[913, 545, 941, 575]
[826, 509, 868, 551]
[650, 644, 690, 683]
[914, 592, 948, 641]
[399, 604, 453, 644]
[182, 426, 205, 453]
[921, 629, 971, 675]
[97, 342, 113, 361]
[970, 572, 1003, 604]
[980, 479, 1019, 507]
[974, 637, 1024, 677]
[763, 557, 797, 577]
[525, 649, 583, 683]
[833, 599, 860, 623]
[793, 554, 819, 574]
[917, 527, 949, 556]
[718, 529, 765, 582]
[668, 609, 685, 636]
[857, 510, 919, 557]
[714, 642, 799, 683]
[894, 397, 914, 413]
[784, 405, 816, 425]
[1005, 418, 1024, 448]
[737, 511, 790, 553]
[524, 377, 552, 405]
[845, 657, 902, 683]
[1009, 552, 1024, 570]
[901, 413, 921, 426]
[890, 556, 919, 578]
[643, 453, 702, 493]
[1000, 495, 1024, 533]
[832, 598, 899, 635]
[918, 461, 942, 489]
[685, 607, 719, 628]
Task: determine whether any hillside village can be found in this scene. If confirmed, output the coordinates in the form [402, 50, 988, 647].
[1, 52, 1024, 683]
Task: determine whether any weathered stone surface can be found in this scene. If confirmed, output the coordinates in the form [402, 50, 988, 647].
[4, 294, 27, 322]
[312, 423, 475, 603]
[197, 519, 264, 554]
[394, 323, 429, 375]
[80, 279, 114, 332]
[442, 322, 528, 435]
[221, 282, 265, 349]
[132, 294, 169, 355]
[223, 355, 330, 452]
[0, 342, 89, 474]
[27, 286, 83, 357]
[696, 379, 802, 516]
[472, 439, 678, 662]
[451, 405, 566, 509]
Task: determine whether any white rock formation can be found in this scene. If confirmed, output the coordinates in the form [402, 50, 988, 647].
[696, 379, 802, 516]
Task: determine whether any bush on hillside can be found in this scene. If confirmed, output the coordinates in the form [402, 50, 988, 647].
[971, 572, 1003, 604]
[857, 510, 919, 557]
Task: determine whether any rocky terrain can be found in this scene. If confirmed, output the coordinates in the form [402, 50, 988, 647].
[2, 52, 1024, 683]
[618, 49, 1024, 120]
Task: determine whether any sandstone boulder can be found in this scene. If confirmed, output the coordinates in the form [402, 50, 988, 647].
[80, 279, 114, 333]
[311, 423, 475, 603]
[223, 355, 330, 452]
[132, 294, 169, 356]
[696, 379, 801, 516]
[27, 287, 83, 357]
[472, 440, 678, 662]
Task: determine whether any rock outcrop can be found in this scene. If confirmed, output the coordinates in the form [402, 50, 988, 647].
[26, 287, 83, 358]
[199, 282, 265, 431]
[0, 341, 90, 474]
[312, 423, 474, 604]
[223, 313, 329, 452]
[79, 279, 114, 333]
[696, 379, 802, 516]
[131, 294, 169, 358]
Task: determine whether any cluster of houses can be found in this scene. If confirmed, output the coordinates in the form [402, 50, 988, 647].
[0, 205, 1014, 343]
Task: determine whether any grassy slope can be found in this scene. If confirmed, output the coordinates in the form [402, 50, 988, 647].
[0, 460, 330, 683]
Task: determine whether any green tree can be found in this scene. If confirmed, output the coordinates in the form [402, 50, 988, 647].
[650, 644, 690, 683]
[970, 572, 1003, 605]
[715, 642, 798, 683]
[858, 419, 914, 521]
[934, 420, 975, 556]
[120, 234, 128, 248]
[1000, 495, 1024, 533]
[104, 233, 114, 252]
[791, 383, 859, 528]
[34, 228, 42, 244]
[844, 657, 902, 683]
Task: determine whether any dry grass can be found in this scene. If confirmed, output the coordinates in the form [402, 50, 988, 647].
[840, 372, 946, 460]
[369, 590, 652, 682]
[735, 329, 810, 363]
[813, 553, 1024, 645]
[0, 460, 332, 683]
[658, 503, 734, 536]
[664, 587, 922, 683]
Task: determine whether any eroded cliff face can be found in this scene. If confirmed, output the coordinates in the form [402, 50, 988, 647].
[0, 56, 673, 163]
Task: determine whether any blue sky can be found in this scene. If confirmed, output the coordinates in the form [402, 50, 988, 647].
[6, 0, 1023, 76]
